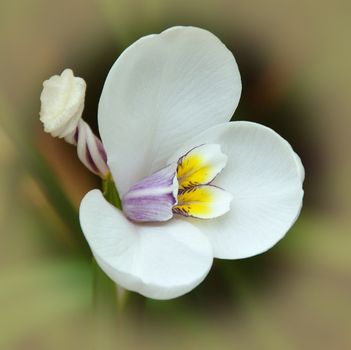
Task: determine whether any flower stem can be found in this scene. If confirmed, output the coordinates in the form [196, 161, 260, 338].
[94, 174, 145, 320]
[92, 257, 118, 314]
[102, 172, 122, 209]
[100, 173, 129, 312]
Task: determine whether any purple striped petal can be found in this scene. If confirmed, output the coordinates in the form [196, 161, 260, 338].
[122, 164, 178, 222]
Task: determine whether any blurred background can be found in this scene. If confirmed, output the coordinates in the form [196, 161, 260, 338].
[1, 0, 350, 349]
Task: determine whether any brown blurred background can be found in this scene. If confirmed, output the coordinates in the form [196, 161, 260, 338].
[0, 0, 350, 349]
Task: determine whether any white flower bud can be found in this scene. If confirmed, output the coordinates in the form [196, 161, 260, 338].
[39, 69, 86, 138]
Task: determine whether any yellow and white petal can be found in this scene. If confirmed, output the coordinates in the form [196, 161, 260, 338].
[177, 144, 227, 190]
[80, 190, 213, 300]
[170, 121, 304, 260]
[173, 185, 233, 219]
[98, 26, 241, 196]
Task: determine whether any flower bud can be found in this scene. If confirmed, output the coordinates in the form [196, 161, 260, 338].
[39, 69, 86, 138]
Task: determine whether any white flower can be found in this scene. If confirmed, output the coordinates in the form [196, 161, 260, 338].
[40, 69, 86, 138]
[79, 27, 304, 300]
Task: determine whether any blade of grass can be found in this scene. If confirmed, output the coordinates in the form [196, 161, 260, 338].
[0, 94, 89, 254]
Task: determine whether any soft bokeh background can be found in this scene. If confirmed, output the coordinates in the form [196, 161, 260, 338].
[1, 1, 350, 349]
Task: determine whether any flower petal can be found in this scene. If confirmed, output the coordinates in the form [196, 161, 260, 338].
[177, 144, 227, 190]
[293, 152, 305, 182]
[170, 121, 304, 259]
[122, 163, 178, 222]
[79, 190, 213, 299]
[173, 185, 233, 219]
[98, 26, 241, 195]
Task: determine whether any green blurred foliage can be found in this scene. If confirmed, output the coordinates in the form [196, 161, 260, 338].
[0, 0, 351, 349]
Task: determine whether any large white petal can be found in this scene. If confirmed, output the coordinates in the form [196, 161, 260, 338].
[293, 151, 305, 182]
[79, 190, 213, 299]
[170, 121, 304, 259]
[98, 26, 241, 195]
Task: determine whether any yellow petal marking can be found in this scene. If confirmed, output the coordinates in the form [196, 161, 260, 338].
[173, 185, 232, 219]
[173, 144, 231, 219]
[177, 153, 211, 190]
[176, 144, 226, 190]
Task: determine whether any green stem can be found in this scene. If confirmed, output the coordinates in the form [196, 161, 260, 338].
[92, 257, 118, 315]
[102, 173, 122, 209]
[94, 174, 145, 319]
[95, 174, 128, 312]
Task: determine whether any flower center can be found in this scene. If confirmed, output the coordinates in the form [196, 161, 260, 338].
[122, 144, 233, 222]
